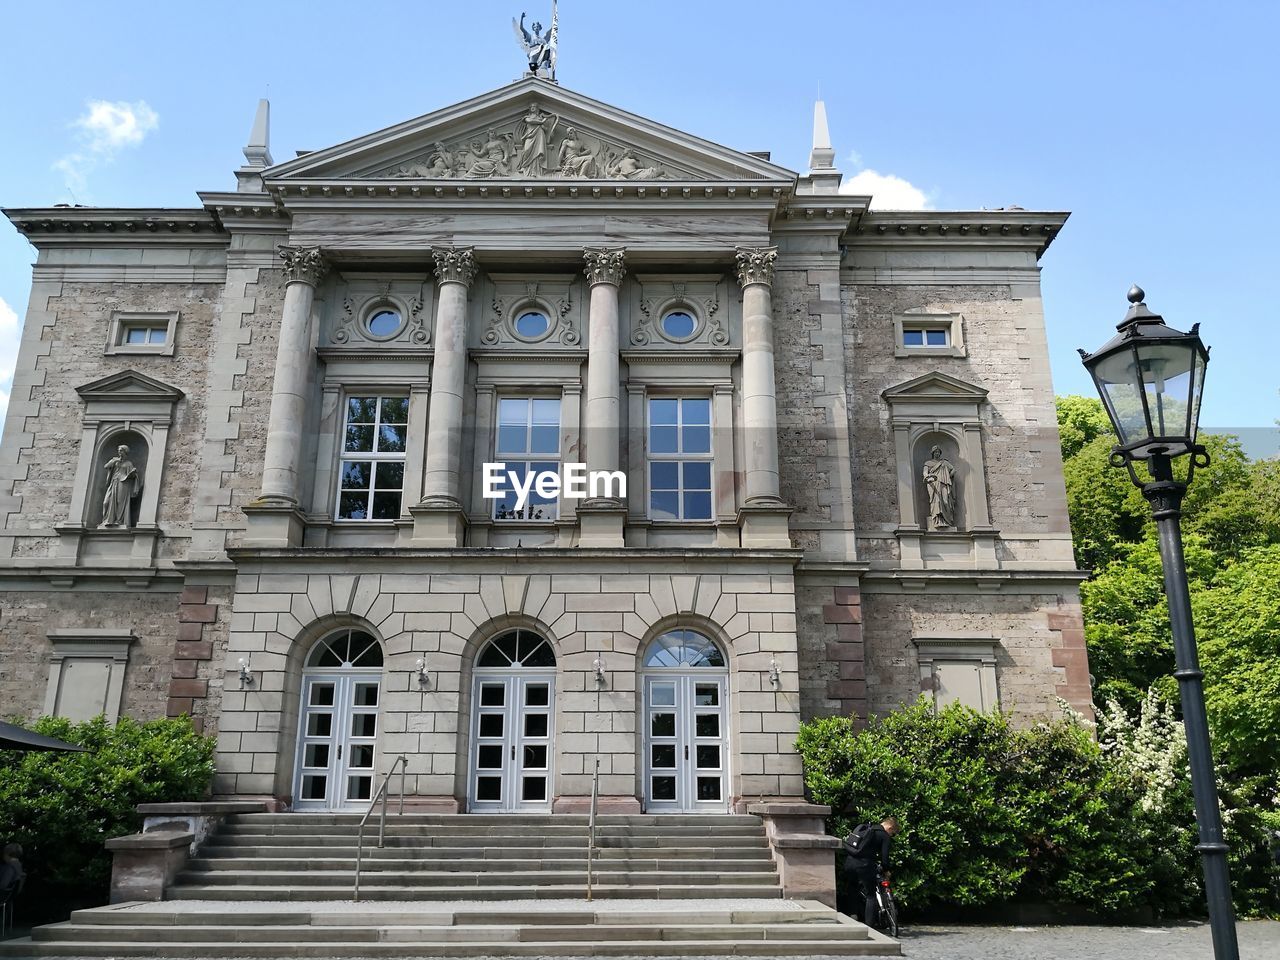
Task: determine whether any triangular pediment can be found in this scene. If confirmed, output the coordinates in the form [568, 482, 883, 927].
[881, 372, 989, 403]
[264, 79, 795, 184]
[76, 370, 185, 403]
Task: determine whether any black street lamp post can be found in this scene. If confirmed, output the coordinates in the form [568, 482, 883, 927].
[1079, 286, 1238, 960]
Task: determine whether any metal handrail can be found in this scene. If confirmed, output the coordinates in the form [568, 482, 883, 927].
[353, 754, 407, 901]
[586, 756, 600, 901]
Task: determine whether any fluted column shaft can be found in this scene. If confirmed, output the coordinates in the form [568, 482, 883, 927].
[421, 247, 477, 507]
[259, 246, 327, 504]
[582, 248, 626, 502]
[736, 247, 783, 504]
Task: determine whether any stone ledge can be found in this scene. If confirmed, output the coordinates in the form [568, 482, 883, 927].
[136, 801, 268, 816]
[747, 802, 831, 817]
[772, 835, 841, 849]
[105, 830, 194, 852]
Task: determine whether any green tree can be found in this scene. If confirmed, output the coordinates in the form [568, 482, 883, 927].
[1056, 394, 1112, 461]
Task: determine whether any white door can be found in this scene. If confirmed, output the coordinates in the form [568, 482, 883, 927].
[644, 674, 729, 813]
[293, 672, 381, 810]
[469, 673, 555, 811]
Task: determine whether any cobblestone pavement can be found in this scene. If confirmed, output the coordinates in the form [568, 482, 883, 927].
[895, 920, 1280, 959]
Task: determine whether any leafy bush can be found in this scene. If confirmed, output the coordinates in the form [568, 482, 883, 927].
[798, 697, 1280, 919]
[0, 715, 215, 918]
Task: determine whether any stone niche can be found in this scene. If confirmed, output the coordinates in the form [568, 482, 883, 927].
[881, 372, 998, 569]
[55, 370, 184, 568]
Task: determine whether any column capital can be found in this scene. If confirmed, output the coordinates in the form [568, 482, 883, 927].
[583, 247, 627, 287]
[735, 246, 778, 289]
[276, 245, 329, 287]
[432, 246, 478, 287]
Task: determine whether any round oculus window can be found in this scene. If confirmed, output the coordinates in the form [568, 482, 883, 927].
[514, 310, 551, 339]
[661, 310, 697, 340]
[366, 309, 402, 338]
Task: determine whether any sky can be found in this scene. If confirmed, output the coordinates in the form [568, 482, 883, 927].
[1, 0, 1277, 447]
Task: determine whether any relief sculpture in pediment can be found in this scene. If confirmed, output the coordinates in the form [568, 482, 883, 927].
[377, 106, 678, 181]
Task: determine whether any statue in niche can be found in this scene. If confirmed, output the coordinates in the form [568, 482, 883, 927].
[557, 127, 598, 178]
[513, 102, 559, 177]
[101, 444, 142, 528]
[922, 445, 957, 530]
[463, 129, 514, 178]
[606, 146, 665, 180]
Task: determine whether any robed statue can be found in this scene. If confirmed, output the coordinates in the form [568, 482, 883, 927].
[922, 445, 956, 530]
[101, 443, 142, 528]
[512, 4, 558, 79]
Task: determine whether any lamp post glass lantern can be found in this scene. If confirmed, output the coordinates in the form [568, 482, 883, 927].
[1079, 286, 1238, 960]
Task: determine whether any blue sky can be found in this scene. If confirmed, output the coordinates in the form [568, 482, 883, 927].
[1, 1, 1276, 441]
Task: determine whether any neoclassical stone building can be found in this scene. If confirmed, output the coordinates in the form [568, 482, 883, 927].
[0, 77, 1089, 813]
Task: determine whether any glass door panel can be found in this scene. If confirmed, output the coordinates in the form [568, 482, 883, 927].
[643, 674, 728, 813]
[294, 673, 381, 810]
[469, 673, 555, 812]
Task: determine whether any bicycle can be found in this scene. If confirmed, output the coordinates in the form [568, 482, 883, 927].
[870, 870, 899, 938]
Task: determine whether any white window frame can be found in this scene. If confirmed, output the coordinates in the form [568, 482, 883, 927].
[647, 395, 714, 522]
[106, 311, 179, 357]
[492, 395, 562, 523]
[334, 393, 409, 522]
[893, 310, 965, 358]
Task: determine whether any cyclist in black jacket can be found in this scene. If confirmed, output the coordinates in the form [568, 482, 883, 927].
[843, 816, 899, 925]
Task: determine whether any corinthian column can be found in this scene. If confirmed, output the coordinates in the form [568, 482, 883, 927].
[412, 246, 476, 546]
[258, 245, 328, 505]
[578, 247, 627, 547]
[735, 246, 791, 547]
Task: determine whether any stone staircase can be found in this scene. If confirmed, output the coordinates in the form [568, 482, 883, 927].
[0, 813, 901, 957]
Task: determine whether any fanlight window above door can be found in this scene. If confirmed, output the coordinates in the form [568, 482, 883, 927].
[642, 629, 726, 668]
[306, 629, 384, 668]
[477, 629, 556, 668]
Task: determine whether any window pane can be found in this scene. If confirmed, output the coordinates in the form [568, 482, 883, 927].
[306, 713, 332, 737]
[649, 425, 678, 454]
[926, 329, 949, 346]
[695, 714, 720, 738]
[650, 461, 679, 491]
[370, 491, 401, 520]
[523, 744, 547, 769]
[349, 744, 375, 769]
[350, 713, 377, 738]
[530, 425, 559, 455]
[344, 424, 375, 453]
[303, 743, 329, 768]
[524, 713, 549, 737]
[341, 461, 371, 490]
[367, 310, 401, 337]
[682, 398, 711, 424]
[649, 682, 676, 706]
[651, 712, 676, 737]
[377, 424, 407, 453]
[696, 776, 722, 801]
[902, 329, 924, 346]
[124, 327, 147, 344]
[309, 683, 335, 707]
[522, 776, 546, 801]
[695, 683, 720, 706]
[480, 683, 506, 705]
[338, 493, 369, 520]
[696, 745, 721, 769]
[525, 681, 550, 705]
[649, 399, 678, 425]
[301, 775, 327, 800]
[479, 714, 503, 737]
[478, 744, 503, 769]
[651, 744, 676, 768]
[681, 425, 711, 454]
[353, 683, 379, 706]
[347, 397, 377, 423]
[650, 490, 679, 521]
[374, 461, 404, 491]
[683, 461, 711, 491]
[476, 776, 501, 801]
[498, 398, 529, 424]
[531, 398, 560, 424]
[380, 396, 409, 424]
[683, 491, 712, 519]
[497, 425, 527, 455]
[147, 327, 167, 344]
[651, 776, 676, 800]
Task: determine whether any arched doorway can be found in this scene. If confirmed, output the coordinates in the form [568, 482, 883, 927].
[469, 629, 555, 812]
[292, 628, 384, 810]
[641, 629, 729, 813]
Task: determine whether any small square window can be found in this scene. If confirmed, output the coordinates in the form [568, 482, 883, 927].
[107, 311, 178, 356]
[895, 313, 964, 357]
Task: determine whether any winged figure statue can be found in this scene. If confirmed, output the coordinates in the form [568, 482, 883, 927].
[512, 4, 558, 79]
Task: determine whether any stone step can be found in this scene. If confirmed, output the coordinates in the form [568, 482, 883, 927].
[216, 824, 767, 838]
[164, 883, 786, 901]
[174, 868, 783, 886]
[186, 856, 772, 873]
[206, 834, 771, 850]
[231, 814, 752, 826]
[195, 849, 773, 865]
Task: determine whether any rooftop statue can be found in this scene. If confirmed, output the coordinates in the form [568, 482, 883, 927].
[512, 5, 558, 80]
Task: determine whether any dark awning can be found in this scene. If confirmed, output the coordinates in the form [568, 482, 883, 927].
[0, 719, 88, 753]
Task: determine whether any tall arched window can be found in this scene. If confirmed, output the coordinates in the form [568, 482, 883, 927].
[470, 629, 556, 812]
[640, 629, 729, 813]
[293, 628, 384, 810]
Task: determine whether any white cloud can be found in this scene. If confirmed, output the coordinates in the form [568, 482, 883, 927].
[0, 296, 20, 429]
[53, 99, 159, 197]
[840, 169, 931, 210]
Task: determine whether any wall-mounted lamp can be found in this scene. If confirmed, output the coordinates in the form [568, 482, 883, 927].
[592, 655, 606, 685]
[415, 657, 431, 688]
[768, 657, 781, 687]
[238, 657, 254, 689]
